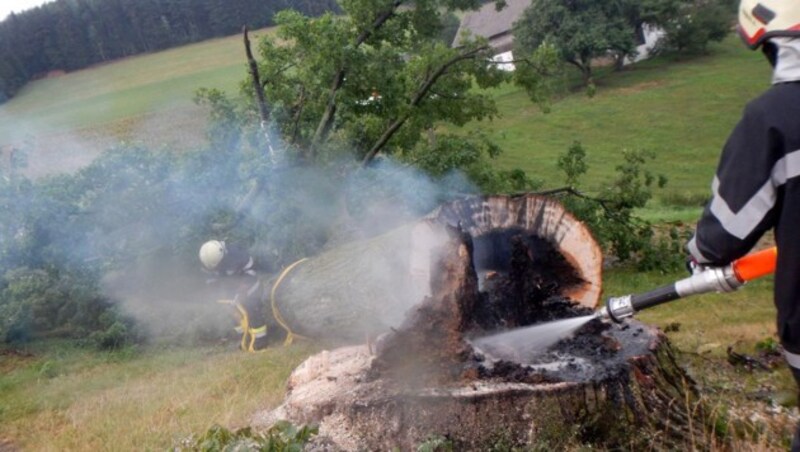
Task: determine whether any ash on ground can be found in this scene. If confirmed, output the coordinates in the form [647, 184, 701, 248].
[470, 301, 653, 384]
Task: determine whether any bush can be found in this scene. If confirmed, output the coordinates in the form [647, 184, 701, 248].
[175, 421, 318, 451]
[554, 142, 685, 271]
[658, 0, 732, 54]
[90, 321, 131, 350]
[0, 268, 111, 343]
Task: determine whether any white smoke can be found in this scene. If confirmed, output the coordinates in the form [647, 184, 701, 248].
[1, 88, 479, 345]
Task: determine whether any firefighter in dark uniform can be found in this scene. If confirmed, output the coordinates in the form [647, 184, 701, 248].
[686, 1, 800, 447]
[199, 240, 269, 352]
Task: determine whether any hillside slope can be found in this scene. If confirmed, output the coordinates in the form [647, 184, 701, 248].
[478, 37, 771, 201]
[1, 34, 771, 196]
[0, 29, 273, 177]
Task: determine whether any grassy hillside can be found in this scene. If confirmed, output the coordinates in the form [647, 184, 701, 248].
[0, 28, 273, 177]
[0, 32, 772, 199]
[0, 32, 795, 450]
[472, 37, 772, 216]
[0, 29, 274, 133]
[0, 341, 317, 450]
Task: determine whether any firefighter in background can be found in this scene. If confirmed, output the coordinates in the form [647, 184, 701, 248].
[199, 240, 268, 352]
[686, 1, 800, 448]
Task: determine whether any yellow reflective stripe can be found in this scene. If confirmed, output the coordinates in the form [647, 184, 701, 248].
[250, 326, 267, 338]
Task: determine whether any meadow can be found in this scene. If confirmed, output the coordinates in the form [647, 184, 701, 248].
[0, 28, 273, 177]
[0, 31, 794, 450]
[483, 38, 771, 194]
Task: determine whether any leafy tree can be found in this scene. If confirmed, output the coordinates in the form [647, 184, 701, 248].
[657, 0, 731, 54]
[212, 0, 550, 195]
[513, 0, 637, 88]
[247, 0, 510, 170]
[512, 0, 727, 90]
[554, 142, 683, 271]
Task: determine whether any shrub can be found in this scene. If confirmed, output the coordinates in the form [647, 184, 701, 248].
[658, 0, 732, 54]
[0, 267, 111, 343]
[554, 142, 685, 271]
[175, 421, 318, 451]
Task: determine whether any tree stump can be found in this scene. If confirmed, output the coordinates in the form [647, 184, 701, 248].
[252, 195, 706, 450]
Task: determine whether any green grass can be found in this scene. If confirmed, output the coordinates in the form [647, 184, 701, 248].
[471, 37, 772, 210]
[0, 30, 794, 450]
[0, 341, 316, 451]
[1, 268, 792, 450]
[0, 28, 274, 152]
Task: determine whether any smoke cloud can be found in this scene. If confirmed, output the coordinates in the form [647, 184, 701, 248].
[1, 95, 479, 345]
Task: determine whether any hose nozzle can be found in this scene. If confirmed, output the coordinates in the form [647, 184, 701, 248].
[597, 247, 777, 323]
[598, 295, 634, 323]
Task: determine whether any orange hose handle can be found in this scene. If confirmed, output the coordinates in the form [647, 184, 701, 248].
[732, 246, 777, 282]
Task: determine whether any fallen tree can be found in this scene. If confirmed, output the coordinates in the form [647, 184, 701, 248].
[252, 194, 708, 449]
[267, 194, 602, 344]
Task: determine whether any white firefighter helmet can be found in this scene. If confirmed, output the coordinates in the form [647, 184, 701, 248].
[199, 240, 226, 270]
[739, 0, 800, 49]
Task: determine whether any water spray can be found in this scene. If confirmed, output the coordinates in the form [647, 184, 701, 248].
[471, 247, 777, 362]
[599, 247, 777, 322]
[471, 315, 597, 362]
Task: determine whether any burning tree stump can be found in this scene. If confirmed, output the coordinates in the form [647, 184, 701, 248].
[253, 195, 704, 450]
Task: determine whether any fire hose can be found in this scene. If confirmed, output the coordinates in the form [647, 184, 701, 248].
[600, 247, 777, 322]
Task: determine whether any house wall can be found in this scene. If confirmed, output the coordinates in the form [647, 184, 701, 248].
[627, 24, 666, 65]
[488, 24, 665, 72]
[492, 50, 516, 72]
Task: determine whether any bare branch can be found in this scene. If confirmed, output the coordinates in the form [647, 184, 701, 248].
[361, 45, 489, 166]
[244, 26, 270, 128]
[238, 26, 274, 221]
[290, 86, 307, 145]
[310, 1, 406, 157]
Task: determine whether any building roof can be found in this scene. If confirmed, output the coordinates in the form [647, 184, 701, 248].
[451, 0, 531, 49]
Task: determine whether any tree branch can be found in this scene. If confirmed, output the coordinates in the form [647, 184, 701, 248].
[244, 26, 271, 129]
[290, 86, 307, 145]
[564, 58, 585, 73]
[529, 186, 643, 225]
[238, 26, 274, 222]
[310, 1, 405, 158]
[361, 45, 489, 166]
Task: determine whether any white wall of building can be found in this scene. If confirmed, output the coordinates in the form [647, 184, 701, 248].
[492, 50, 516, 71]
[626, 24, 666, 65]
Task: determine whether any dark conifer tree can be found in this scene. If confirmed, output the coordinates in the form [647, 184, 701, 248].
[0, 0, 340, 103]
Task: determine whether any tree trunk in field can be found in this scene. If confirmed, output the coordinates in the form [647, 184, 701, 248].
[253, 222, 706, 450]
[267, 194, 603, 344]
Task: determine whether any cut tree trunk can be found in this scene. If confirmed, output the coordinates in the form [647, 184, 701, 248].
[268, 194, 602, 343]
[252, 195, 707, 450]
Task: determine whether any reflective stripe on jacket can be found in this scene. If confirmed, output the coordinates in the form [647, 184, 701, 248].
[688, 80, 800, 355]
